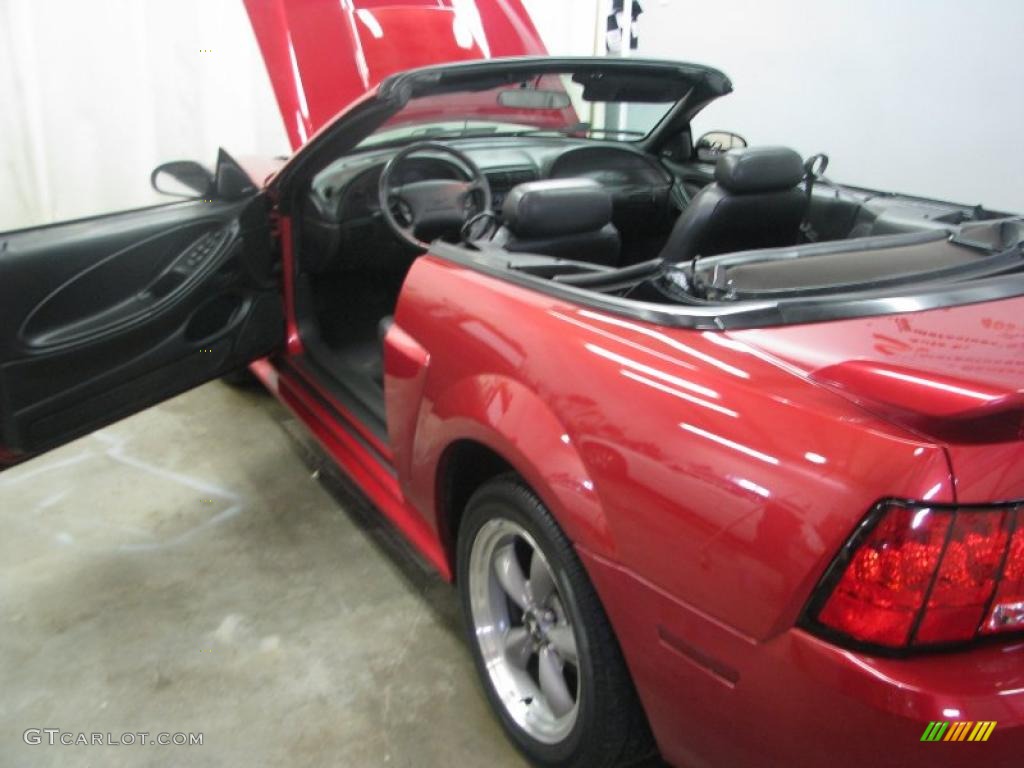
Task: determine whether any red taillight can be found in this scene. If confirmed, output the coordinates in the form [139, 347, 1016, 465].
[806, 501, 1024, 650]
[916, 509, 1010, 644]
[981, 524, 1024, 635]
[816, 505, 950, 647]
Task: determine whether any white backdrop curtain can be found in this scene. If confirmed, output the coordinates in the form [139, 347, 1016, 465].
[0, 0, 599, 233]
[0, 0, 289, 231]
[627, 0, 1024, 213]
[5, 0, 1019, 231]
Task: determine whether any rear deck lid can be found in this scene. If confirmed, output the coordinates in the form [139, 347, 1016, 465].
[730, 297, 1024, 500]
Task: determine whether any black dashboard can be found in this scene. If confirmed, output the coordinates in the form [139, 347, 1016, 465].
[303, 137, 676, 270]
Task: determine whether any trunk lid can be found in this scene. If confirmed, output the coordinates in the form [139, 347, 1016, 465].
[730, 296, 1024, 501]
[243, 0, 549, 149]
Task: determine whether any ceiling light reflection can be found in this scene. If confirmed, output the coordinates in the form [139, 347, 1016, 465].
[355, 9, 384, 38]
[579, 310, 751, 379]
[679, 423, 780, 466]
[735, 477, 771, 498]
[586, 343, 721, 400]
[621, 370, 738, 417]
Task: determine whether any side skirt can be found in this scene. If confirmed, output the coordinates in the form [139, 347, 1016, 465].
[250, 356, 452, 580]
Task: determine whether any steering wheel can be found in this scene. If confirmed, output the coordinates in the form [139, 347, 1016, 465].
[378, 141, 492, 250]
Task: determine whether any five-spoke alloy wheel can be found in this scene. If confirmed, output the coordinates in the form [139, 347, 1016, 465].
[469, 518, 581, 743]
[457, 475, 652, 768]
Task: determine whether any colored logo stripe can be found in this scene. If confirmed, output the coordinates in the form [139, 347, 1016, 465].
[971, 721, 997, 742]
[921, 721, 996, 742]
[944, 721, 970, 741]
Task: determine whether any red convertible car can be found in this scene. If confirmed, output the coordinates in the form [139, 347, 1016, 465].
[2, 2, 1023, 767]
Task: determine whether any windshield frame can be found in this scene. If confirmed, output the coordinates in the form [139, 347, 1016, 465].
[375, 57, 731, 148]
[271, 57, 733, 204]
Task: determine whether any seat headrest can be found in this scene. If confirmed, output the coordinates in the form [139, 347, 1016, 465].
[502, 178, 613, 238]
[714, 146, 804, 194]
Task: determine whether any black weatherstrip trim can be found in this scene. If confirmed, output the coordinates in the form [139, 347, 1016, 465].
[428, 242, 1024, 330]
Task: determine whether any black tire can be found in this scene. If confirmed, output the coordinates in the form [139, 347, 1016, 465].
[457, 474, 653, 768]
[221, 367, 262, 389]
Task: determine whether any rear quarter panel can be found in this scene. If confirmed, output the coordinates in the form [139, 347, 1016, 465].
[387, 255, 955, 641]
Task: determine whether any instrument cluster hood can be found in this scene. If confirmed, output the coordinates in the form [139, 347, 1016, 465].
[244, 0, 549, 150]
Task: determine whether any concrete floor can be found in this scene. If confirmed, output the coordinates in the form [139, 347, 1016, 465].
[0, 382, 533, 768]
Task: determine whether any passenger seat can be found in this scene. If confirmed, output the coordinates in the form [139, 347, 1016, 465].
[659, 146, 807, 262]
[492, 178, 621, 266]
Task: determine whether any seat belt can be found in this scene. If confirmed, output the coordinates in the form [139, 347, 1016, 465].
[800, 153, 829, 242]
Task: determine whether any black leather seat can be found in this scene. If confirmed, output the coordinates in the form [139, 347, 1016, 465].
[659, 146, 807, 262]
[492, 178, 620, 266]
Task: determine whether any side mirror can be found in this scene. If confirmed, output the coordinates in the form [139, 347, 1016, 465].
[695, 130, 748, 163]
[150, 161, 214, 198]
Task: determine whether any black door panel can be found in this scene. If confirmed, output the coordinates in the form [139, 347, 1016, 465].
[20, 219, 233, 346]
[0, 194, 282, 459]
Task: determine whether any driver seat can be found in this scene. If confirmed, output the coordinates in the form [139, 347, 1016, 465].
[491, 178, 621, 266]
[659, 146, 807, 262]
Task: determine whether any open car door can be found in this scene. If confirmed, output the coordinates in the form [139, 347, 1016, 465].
[0, 151, 283, 469]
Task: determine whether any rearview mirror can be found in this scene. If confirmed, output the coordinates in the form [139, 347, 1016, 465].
[150, 161, 214, 198]
[497, 89, 571, 110]
[695, 131, 748, 163]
